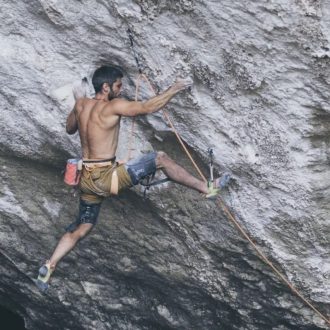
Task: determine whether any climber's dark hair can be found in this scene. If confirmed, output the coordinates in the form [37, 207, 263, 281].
[92, 65, 124, 93]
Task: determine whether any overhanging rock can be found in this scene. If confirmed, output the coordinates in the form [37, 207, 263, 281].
[0, 0, 329, 329]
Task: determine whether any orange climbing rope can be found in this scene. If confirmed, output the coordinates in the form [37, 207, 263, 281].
[129, 72, 330, 327]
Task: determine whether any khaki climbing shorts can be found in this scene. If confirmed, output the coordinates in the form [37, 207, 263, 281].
[80, 161, 133, 204]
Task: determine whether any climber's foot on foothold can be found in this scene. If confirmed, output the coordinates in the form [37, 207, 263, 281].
[35, 262, 53, 293]
[206, 172, 231, 199]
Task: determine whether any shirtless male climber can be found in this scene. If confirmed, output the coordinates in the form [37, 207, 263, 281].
[35, 65, 230, 291]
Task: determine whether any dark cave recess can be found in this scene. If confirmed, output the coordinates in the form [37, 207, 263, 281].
[0, 305, 26, 330]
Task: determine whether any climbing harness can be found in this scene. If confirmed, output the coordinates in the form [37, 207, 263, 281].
[126, 28, 330, 326]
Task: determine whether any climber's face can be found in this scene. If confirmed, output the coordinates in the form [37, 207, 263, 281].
[104, 78, 123, 100]
[111, 79, 122, 97]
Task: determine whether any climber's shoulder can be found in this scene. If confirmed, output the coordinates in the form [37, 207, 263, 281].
[75, 97, 91, 111]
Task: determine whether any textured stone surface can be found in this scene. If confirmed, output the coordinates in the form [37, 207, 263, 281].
[0, 0, 329, 329]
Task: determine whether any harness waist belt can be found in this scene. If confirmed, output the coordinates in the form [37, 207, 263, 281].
[83, 156, 116, 164]
[83, 156, 116, 169]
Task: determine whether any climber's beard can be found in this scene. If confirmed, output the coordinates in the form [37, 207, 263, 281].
[108, 88, 121, 101]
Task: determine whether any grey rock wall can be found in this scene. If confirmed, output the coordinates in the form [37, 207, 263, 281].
[0, 0, 329, 329]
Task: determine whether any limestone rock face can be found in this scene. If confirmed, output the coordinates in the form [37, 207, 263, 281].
[0, 0, 329, 329]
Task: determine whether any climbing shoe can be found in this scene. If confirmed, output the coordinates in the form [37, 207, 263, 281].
[35, 262, 53, 293]
[206, 172, 231, 199]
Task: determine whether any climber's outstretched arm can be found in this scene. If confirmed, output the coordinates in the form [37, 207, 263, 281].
[109, 78, 192, 117]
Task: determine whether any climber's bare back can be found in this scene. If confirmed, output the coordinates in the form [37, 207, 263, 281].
[74, 98, 121, 160]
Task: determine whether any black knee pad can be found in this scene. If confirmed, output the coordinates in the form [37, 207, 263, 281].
[65, 200, 102, 232]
